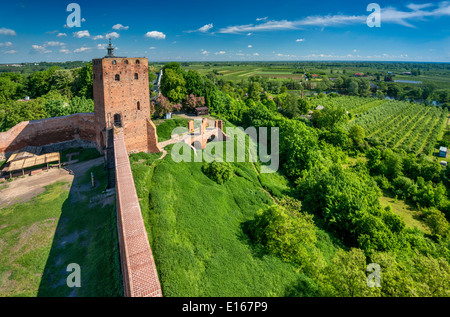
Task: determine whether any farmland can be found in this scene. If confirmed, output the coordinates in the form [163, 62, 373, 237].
[182, 64, 304, 81]
[348, 99, 448, 154]
[153, 63, 304, 81]
[307, 94, 448, 155]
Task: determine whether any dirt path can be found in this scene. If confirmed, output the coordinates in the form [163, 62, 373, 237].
[0, 158, 104, 209]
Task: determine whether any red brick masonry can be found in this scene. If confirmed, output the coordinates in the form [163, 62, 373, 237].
[114, 129, 162, 297]
[0, 113, 96, 158]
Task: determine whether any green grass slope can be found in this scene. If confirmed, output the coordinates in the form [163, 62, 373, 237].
[131, 149, 307, 296]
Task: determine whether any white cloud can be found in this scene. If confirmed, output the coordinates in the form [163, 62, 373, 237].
[4, 50, 17, 54]
[112, 24, 129, 31]
[57, 33, 67, 37]
[44, 41, 65, 47]
[60, 49, 70, 54]
[215, 51, 226, 55]
[81, 18, 86, 23]
[217, 2, 450, 34]
[74, 47, 91, 53]
[97, 44, 107, 50]
[406, 3, 434, 11]
[381, 2, 450, 27]
[296, 38, 305, 42]
[186, 23, 214, 33]
[201, 49, 210, 55]
[105, 32, 120, 39]
[149, 46, 157, 50]
[219, 20, 300, 34]
[73, 30, 90, 38]
[198, 23, 214, 32]
[247, 33, 253, 36]
[253, 52, 260, 56]
[0, 42, 12, 47]
[145, 31, 166, 40]
[0, 28, 16, 36]
[256, 17, 268, 21]
[92, 35, 105, 40]
[32, 45, 51, 54]
[248, 45, 253, 48]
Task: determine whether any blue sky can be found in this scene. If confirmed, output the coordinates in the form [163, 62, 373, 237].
[0, 0, 449, 63]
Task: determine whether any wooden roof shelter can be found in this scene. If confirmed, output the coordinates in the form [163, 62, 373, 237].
[195, 107, 209, 116]
[2, 152, 61, 177]
[6, 146, 42, 163]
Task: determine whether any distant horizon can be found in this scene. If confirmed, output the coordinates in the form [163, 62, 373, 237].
[1, 59, 449, 65]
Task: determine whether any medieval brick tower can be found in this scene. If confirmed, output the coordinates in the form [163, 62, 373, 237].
[92, 40, 160, 154]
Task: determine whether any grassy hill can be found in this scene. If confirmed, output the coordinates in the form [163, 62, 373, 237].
[130, 124, 342, 297]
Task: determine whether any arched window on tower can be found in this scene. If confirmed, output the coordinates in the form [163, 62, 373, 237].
[124, 60, 129, 64]
[115, 74, 120, 81]
[136, 59, 140, 65]
[137, 101, 141, 110]
[112, 60, 117, 65]
[134, 73, 139, 80]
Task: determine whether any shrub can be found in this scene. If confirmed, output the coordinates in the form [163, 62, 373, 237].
[392, 176, 417, 200]
[248, 204, 319, 268]
[373, 175, 391, 190]
[201, 161, 234, 184]
[422, 209, 450, 239]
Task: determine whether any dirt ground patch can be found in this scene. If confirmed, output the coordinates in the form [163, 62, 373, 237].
[0, 158, 104, 209]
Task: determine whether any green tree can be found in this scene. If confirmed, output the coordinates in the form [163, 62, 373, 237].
[161, 68, 187, 103]
[348, 80, 359, 95]
[248, 82, 263, 102]
[248, 201, 321, 270]
[370, 252, 416, 297]
[423, 209, 450, 239]
[348, 125, 365, 148]
[312, 103, 349, 130]
[297, 98, 310, 115]
[51, 69, 74, 99]
[26, 66, 58, 98]
[1, 73, 25, 100]
[163, 62, 184, 74]
[68, 96, 94, 114]
[323, 248, 375, 297]
[280, 120, 321, 179]
[184, 70, 205, 97]
[73, 63, 93, 99]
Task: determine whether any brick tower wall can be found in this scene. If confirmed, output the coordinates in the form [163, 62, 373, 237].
[93, 57, 160, 154]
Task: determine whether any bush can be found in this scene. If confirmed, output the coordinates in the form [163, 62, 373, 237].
[392, 176, 417, 200]
[201, 161, 234, 184]
[373, 175, 391, 190]
[422, 209, 450, 240]
[248, 203, 319, 268]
